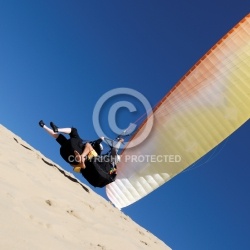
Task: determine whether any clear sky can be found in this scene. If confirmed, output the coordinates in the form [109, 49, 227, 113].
[0, 1, 250, 249]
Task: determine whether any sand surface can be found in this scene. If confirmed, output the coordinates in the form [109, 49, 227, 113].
[0, 124, 171, 250]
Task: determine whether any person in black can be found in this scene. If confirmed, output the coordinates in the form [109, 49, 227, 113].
[39, 120, 123, 187]
[73, 136, 123, 187]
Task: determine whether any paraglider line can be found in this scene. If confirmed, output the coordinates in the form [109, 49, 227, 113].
[183, 137, 230, 173]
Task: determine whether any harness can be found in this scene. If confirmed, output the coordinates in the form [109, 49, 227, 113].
[73, 136, 125, 187]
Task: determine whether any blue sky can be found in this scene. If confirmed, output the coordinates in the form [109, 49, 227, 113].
[0, 1, 250, 249]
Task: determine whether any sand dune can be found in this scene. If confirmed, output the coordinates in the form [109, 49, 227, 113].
[0, 124, 171, 250]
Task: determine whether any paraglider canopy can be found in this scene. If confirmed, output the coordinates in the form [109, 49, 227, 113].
[106, 13, 250, 209]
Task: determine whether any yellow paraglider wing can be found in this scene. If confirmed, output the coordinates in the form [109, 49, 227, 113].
[106, 14, 250, 209]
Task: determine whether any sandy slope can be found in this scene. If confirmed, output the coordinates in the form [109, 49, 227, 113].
[0, 124, 171, 250]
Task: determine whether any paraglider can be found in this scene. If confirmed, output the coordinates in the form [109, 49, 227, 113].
[39, 120, 124, 188]
[106, 14, 250, 209]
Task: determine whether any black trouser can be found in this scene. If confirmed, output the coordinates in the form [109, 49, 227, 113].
[56, 127, 81, 145]
[56, 128, 85, 165]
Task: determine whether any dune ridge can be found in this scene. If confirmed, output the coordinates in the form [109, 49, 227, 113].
[0, 124, 171, 250]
